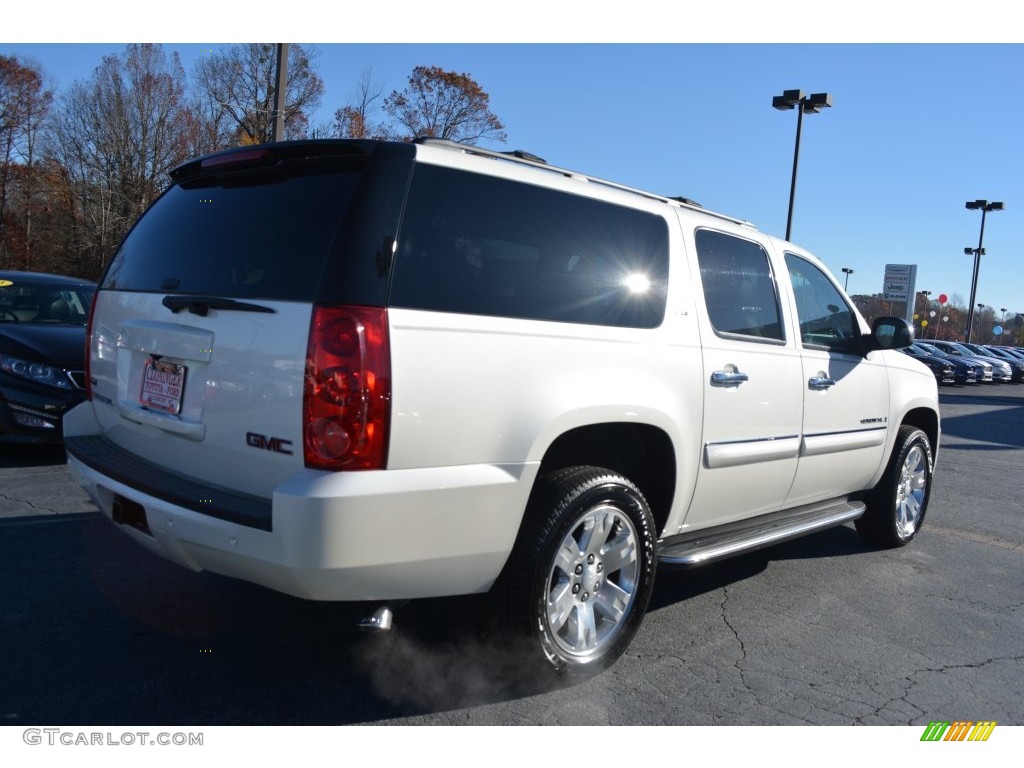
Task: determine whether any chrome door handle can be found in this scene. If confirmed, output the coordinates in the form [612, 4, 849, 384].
[808, 376, 836, 390]
[711, 370, 749, 386]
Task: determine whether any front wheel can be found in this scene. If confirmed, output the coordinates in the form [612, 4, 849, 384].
[856, 426, 933, 547]
[495, 467, 657, 677]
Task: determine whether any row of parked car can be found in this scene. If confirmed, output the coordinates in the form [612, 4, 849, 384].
[901, 338, 1024, 386]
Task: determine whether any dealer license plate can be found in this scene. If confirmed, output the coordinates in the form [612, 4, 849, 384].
[140, 358, 186, 415]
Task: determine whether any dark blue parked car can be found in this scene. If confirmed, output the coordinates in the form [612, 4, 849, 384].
[0, 271, 96, 443]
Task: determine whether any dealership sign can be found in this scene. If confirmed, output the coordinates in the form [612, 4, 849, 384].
[882, 263, 918, 326]
[882, 264, 916, 301]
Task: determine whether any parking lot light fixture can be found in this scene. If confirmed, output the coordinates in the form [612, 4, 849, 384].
[964, 200, 1004, 343]
[842, 267, 854, 291]
[916, 291, 931, 334]
[772, 89, 832, 241]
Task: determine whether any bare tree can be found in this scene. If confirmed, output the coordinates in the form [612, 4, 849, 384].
[193, 44, 324, 146]
[48, 44, 189, 275]
[179, 90, 233, 158]
[383, 65, 506, 145]
[332, 68, 389, 139]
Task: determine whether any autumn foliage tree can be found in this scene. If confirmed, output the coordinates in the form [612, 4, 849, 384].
[382, 66, 506, 145]
[0, 55, 53, 269]
[0, 48, 512, 281]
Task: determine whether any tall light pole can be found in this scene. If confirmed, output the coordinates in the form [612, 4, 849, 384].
[919, 290, 931, 315]
[272, 44, 290, 142]
[842, 267, 854, 291]
[964, 199, 1004, 343]
[772, 89, 833, 241]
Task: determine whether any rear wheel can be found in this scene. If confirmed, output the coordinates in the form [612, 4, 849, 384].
[856, 426, 933, 547]
[496, 467, 657, 677]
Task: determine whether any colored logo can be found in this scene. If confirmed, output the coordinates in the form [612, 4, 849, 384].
[920, 721, 996, 742]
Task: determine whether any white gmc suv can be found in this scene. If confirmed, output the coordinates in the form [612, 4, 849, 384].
[65, 138, 940, 676]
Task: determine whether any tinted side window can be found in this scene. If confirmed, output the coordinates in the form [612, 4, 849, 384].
[785, 253, 860, 353]
[694, 229, 784, 341]
[389, 165, 669, 328]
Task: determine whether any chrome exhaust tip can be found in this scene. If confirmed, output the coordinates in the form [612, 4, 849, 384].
[357, 605, 394, 632]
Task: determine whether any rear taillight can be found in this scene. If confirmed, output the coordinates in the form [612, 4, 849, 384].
[84, 291, 98, 401]
[303, 305, 391, 470]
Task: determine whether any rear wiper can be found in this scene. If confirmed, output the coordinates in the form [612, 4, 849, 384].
[161, 295, 276, 317]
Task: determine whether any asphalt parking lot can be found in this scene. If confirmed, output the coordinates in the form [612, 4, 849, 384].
[1, 386, 1022, 726]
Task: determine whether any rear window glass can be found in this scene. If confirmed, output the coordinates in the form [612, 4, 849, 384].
[103, 163, 364, 301]
[389, 165, 669, 328]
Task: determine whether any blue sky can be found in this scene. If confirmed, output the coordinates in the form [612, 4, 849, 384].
[4, 8, 1023, 328]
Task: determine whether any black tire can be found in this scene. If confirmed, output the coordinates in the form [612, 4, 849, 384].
[495, 466, 657, 677]
[855, 426, 933, 548]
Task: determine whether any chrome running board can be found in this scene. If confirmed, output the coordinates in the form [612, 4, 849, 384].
[658, 499, 866, 569]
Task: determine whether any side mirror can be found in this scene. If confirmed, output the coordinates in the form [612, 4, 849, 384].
[863, 316, 914, 353]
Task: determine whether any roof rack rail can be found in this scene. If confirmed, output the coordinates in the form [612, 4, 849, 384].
[413, 137, 750, 227]
[415, 138, 548, 166]
[670, 196, 703, 208]
[504, 148, 547, 164]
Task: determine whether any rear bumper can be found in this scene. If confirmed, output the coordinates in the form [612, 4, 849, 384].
[65, 413, 535, 602]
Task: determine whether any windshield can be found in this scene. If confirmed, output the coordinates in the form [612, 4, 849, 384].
[0, 277, 95, 325]
[945, 343, 977, 356]
[980, 346, 1012, 359]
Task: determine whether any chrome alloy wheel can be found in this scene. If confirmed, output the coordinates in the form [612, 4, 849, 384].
[895, 443, 928, 539]
[544, 503, 640, 659]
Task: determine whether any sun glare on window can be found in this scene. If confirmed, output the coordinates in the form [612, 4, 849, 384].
[622, 273, 651, 294]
